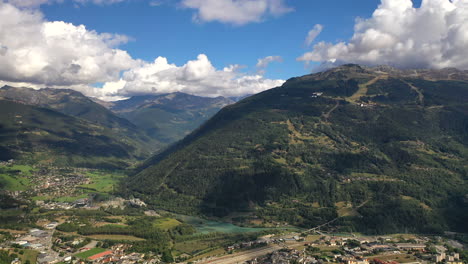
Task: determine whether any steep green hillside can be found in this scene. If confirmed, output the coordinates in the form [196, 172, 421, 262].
[127, 65, 468, 234]
[0, 86, 161, 153]
[0, 100, 149, 168]
[111, 93, 234, 144]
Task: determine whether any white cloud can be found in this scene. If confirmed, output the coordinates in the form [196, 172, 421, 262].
[181, 0, 293, 25]
[5, 0, 51, 8]
[256, 55, 282, 75]
[256, 55, 283, 69]
[4, 0, 128, 7]
[97, 54, 285, 100]
[305, 24, 323, 46]
[0, 2, 284, 100]
[0, 3, 136, 86]
[298, 0, 468, 70]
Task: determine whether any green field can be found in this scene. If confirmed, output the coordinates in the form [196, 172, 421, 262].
[7, 165, 35, 176]
[54, 195, 89, 203]
[31, 196, 52, 201]
[153, 218, 182, 230]
[0, 165, 34, 191]
[79, 171, 125, 193]
[0, 174, 31, 191]
[20, 249, 38, 264]
[2, 249, 38, 264]
[75, 248, 107, 259]
[174, 240, 224, 255]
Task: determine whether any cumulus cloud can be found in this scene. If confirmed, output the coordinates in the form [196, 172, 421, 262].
[96, 54, 285, 100]
[5, 0, 51, 8]
[0, 2, 136, 87]
[305, 24, 323, 46]
[298, 0, 468, 70]
[0, 2, 284, 100]
[181, 0, 293, 25]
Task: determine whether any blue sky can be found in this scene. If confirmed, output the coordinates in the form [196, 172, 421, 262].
[40, 0, 385, 80]
[2, 0, 466, 100]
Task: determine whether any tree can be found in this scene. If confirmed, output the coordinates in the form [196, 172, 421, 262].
[161, 250, 174, 263]
[346, 240, 361, 248]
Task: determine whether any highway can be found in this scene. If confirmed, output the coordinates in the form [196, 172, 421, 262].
[198, 244, 283, 264]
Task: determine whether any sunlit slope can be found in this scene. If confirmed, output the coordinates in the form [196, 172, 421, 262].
[0, 100, 148, 168]
[129, 65, 468, 234]
[0, 86, 162, 157]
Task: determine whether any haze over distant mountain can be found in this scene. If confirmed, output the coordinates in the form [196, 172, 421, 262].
[0, 86, 149, 134]
[0, 86, 162, 168]
[127, 65, 468, 234]
[0, 86, 238, 167]
[101, 92, 235, 144]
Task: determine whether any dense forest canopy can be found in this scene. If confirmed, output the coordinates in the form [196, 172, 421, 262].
[126, 65, 468, 234]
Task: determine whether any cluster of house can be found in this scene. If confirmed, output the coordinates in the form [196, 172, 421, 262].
[434, 251, 462, 264]
[226, 235, 280, 251]
[358, 102, 377, 108]
[250, 249, 315, 264]
[30, 171, 90, 198]
[38, 252, 61, 264]
[75, 244, 159, 264]
[127, 198, 147, 208]
[5, 167, 91, 200]
[309, 236, 432, 259]
[36, 200, 74, 210]
[250, 248, 427, 264]
[13, 229, 52, 251]
[311, 92, 324, 98]
[53, 236, 88, 254]
[35, 196, 148, 212]
[36, 243, 162, 264]
[0, 159, 14, 166]
[243, 234, 467, 264]
[226, 240, 269, 251]
[35, 198, 92, 210]
[248, 249, 373, 264]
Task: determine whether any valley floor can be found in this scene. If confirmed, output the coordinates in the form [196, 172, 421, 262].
[1, 162, 467, 264]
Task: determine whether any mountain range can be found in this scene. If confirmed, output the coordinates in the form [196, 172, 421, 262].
[1, 65, 467, 234]
[0, 86, 235, 168]
[126, 65, 468, 234]
[105, 93, 234, 144]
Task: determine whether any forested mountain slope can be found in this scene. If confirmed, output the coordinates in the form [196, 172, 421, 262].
[0, 100, 151, 168]
[0, 86, 137, 131]
[108, 93, 234, 144]
[0, 86, 165, 166]
[127, 65, 468, 234]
